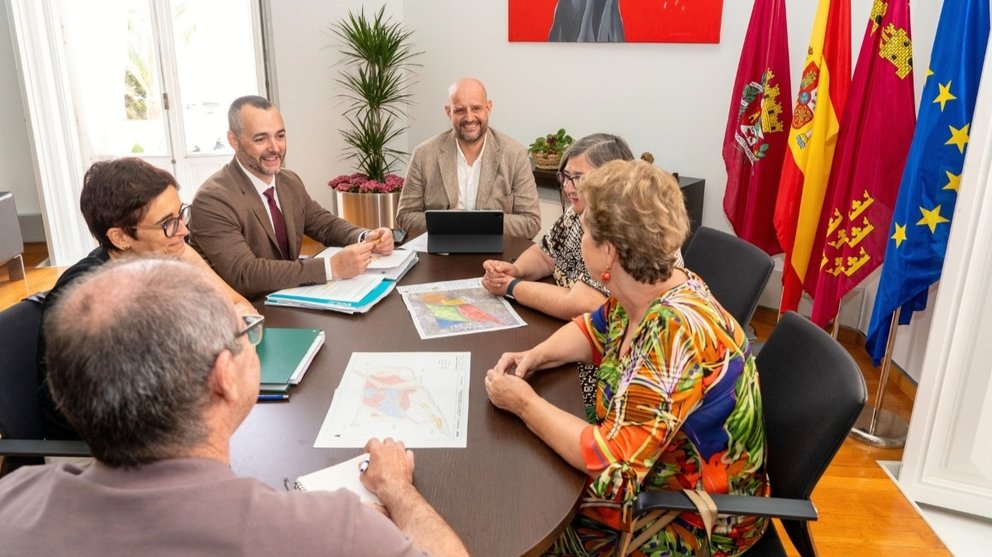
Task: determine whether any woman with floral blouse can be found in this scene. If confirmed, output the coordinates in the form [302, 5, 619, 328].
[485, 160, 768, 556]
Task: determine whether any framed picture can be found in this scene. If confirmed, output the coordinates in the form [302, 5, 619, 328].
[508, 0, 724, 44]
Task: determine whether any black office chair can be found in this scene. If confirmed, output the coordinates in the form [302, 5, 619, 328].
[682, 226, 774, 332]
[0, 297, 90, 476]
[629, 312, 867, 556]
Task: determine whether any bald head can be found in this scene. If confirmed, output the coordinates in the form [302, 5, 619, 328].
[447, 78, 487, 103]
[45, 258, 243, 467]
[445, 77, 492, 146]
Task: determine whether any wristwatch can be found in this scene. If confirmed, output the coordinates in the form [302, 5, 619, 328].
[505, 278, 520, 300]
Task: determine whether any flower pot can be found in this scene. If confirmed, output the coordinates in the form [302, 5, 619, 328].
[531, 152, 561, 171]
[336, 191, 400, 229]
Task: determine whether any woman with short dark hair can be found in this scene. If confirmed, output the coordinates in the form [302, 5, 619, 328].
[37, 157, 250, 440]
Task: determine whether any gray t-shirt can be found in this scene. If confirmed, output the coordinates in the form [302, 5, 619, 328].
[0, 458, 426, 557]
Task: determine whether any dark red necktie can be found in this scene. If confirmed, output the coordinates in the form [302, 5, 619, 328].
[263, 187, 291, 259]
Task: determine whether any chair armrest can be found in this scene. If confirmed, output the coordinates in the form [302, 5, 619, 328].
[634, 491, 818, 521]
[0, 439, 91, 458]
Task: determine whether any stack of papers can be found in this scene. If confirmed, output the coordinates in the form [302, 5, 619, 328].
[265, 249, 418, 313]
[316, 247, 418, 281]
[258, 328, 325, 393]
[266, 275, 394, 313]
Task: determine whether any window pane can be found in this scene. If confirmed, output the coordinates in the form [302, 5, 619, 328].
[57, 0, 170, 158]
[171, 0, 261, 156]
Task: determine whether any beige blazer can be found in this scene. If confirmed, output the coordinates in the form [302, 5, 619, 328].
[190, 158, 362, 299]
[396, 128, 541, 239]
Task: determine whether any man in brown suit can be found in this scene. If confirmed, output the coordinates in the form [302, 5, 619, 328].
[190, 96, 394, 299]
[395, 78, 541, 239]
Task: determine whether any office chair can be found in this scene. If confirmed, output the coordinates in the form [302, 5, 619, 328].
[627, 311, 867, 556]
[682, 226, 774, 331]
[0, 297, 90, 476]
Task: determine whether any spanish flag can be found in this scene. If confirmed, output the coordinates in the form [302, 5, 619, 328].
[773, 0, 851, 314]
[808, 0, 917, 326]
[722, 0, 791, 255]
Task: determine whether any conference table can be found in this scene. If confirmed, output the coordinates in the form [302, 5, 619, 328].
[230, 236, 587, 557]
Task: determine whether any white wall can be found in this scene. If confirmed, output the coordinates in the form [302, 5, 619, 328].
[264, 0, 406, 212]
[0, 3, 41, 215]
[267, 0, 937, 236]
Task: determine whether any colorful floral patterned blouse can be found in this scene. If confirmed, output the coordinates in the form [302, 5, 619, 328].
[539, 207, 684, 414]
[548, 271, 769, 556]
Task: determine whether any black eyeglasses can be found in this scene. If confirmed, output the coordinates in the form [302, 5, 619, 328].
[556, 171, 583, 190]
[135, 204, 191, 238]
[236, 314, 265, 346]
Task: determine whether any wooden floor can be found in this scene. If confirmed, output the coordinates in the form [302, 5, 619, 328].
[1, 243, 949, 555]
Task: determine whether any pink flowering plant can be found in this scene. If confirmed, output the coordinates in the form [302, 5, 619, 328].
[328, 172, 404, 194]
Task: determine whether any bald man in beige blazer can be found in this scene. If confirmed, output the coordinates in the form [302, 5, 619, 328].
[396, 78, 540, 239]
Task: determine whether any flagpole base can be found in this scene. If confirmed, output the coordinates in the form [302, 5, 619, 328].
[849, 407, 909, 449]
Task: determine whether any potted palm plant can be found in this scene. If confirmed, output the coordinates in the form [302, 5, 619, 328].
[328, 6, 421, 228]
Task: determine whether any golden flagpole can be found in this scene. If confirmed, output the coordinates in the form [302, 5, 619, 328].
[850, 309, 909, 448]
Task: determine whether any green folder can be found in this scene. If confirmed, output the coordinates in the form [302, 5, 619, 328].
[257, 328, 325, 392]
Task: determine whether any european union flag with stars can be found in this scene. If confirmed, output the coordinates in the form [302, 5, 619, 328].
[866, 0, 989, 366]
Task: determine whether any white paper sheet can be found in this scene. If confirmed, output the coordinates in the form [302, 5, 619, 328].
[401, 232, 429, 253]
[268, 274, 381, 303]
[314, 352, 470, 449]
[292, 453, 381, 504]
[317, 246, 416, 269]
[397, 278, 527, 339]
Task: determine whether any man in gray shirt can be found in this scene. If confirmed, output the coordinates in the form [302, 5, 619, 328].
[0, 258, 467, 557]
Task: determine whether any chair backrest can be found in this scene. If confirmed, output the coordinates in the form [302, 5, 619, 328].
[756, 311, 867, 556]
[682, 226, 773, 328]
[0, 298, 45, 440]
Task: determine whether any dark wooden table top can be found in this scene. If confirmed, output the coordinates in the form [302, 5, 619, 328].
[230, 236, 586, 557]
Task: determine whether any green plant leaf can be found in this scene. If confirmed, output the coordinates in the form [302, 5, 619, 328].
[330, 6, 423, 183]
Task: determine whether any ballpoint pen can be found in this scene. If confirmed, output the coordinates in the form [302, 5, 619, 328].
[257, 393, 290, 402]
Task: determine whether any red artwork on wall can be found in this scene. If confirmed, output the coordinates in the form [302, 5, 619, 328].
[508, 0, 724, 44]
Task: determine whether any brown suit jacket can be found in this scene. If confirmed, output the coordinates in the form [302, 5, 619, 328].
[190, 159, 362, 299]
[395, 128, 541, 238]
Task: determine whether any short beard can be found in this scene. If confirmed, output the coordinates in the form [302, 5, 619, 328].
[456, 123, 487, 145]
[236, 146, 281, 177]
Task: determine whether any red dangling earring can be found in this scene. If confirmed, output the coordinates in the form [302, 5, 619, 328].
[600, 271, 611, 282]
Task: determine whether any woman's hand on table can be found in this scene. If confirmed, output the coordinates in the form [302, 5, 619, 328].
[481, 259, 519, 296]
[485, 367, 537, 416]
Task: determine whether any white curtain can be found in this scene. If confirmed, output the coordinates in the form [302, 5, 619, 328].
[57, 0, 129, 164]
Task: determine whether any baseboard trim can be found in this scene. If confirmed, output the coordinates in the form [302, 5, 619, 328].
[18, 214, 46, 243]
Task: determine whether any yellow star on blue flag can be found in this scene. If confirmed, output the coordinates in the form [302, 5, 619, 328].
[933, 81, 957, 111]
[866, 0, 989, 366]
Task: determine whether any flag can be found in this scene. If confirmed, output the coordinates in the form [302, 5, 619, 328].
[722, 0, 791, 255]
[865, 0, 990, 365]
[806, 0, 917, 326]
[773, 0, 850, 313]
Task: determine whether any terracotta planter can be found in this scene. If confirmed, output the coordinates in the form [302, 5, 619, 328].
[336, 191, 400, 229]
